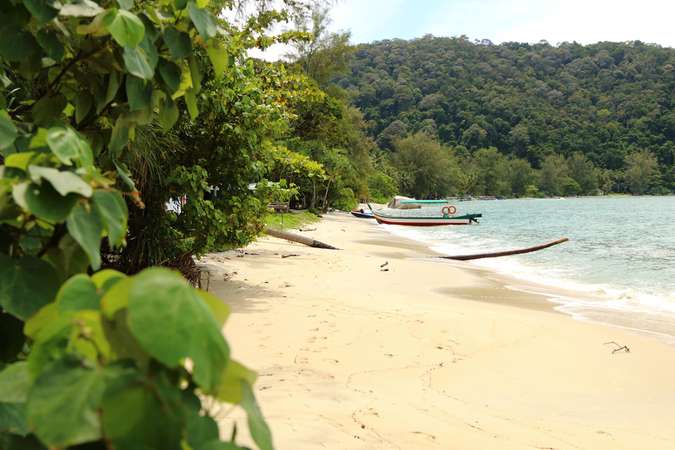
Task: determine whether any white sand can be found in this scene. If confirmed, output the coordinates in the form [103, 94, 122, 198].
[204, 213, 675, 450]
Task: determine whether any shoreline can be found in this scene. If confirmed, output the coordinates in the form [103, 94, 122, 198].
[205, 212, 675, 449]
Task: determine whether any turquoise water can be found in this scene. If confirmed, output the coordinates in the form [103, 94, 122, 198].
[382, 196, 675, 340]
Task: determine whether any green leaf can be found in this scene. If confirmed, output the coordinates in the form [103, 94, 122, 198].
[186, 413, 219, 449]
[56, 274, 99, 312]
[26, 360, 106, 447]
[197, 290, 230, 326]
[66, 201, 103, 270]
[215, 360, 256, 404]
[188, 1, 217, 40]
[107, 9, 145, 48]
[100, 277, 131, 318]
[13, 181, 79, 222]
[189, 56, 202, 94]
[36, 29, 65, 61]
[123, 45, 154, 80]
[207, 41, 229, 79]
[43, 234, 90, 281]
[23, 0, 59, 23]
[101, 371, 183, 450]
[0, 110, 18, 151]
[185, 88, 199, 119]
[163, 26, 191, 60]
[125, 75, 152, 112]
[0, 254, 60, 320]
[241, 381, 273, 450]
[32, 95, 66, 126]
[75, 91, 93, 124]
[127, 268, 230, 392]
[104, 71, 122, 106]
[158, 96, 179, 130]
[0, 403, 28, 436]
[173, 0, 187, 9]
[158, 58, 181, 93]
[91, 269, 125, 292]
[0, 25, 41, 62]
[0, 362, 31, 404]
[46, 126, 94, 166]
[59, 0, 103, 17]
[92, 190, 128, 247]
[108, 115, 129, 156]
[4, 152, 34, 170]
[29, 166, 93, 197]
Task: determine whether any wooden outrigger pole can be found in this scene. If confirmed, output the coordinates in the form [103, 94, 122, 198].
[439, 238, 568, 261]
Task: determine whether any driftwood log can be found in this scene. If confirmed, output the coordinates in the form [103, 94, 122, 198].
[264, 227, 339, 250]
[439, 238, 568, 261]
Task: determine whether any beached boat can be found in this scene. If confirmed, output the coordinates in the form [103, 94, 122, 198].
[350, 209, 375, 219]
[369, 197, 482, 226]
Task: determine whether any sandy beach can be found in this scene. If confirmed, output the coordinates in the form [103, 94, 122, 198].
[203, 213, 675, 450]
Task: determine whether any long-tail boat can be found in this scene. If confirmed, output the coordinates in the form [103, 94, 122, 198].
[368, 197, 482, 226]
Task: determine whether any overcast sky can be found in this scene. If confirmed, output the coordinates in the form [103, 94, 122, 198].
[330, 0, 675, 47]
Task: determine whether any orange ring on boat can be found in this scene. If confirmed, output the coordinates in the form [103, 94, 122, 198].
[441, 205, 456, 216]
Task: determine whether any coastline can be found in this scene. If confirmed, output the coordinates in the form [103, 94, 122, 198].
[204, 212, 675, 450]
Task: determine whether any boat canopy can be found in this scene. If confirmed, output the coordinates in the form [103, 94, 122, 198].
[399, 199, 448, 204]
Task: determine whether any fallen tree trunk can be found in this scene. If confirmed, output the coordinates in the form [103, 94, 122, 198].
[264, 227, 340, 250]
[439, 238, 568, 261]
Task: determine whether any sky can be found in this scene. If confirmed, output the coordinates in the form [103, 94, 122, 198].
[329, 0, 675, 47]
[247, 0, 674, 61]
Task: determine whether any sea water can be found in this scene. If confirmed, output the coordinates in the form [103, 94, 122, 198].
[382, 196, 675, 342]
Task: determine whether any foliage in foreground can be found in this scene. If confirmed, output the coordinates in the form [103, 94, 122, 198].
[0, 0, 277, 448]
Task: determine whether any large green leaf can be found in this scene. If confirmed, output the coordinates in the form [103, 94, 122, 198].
[56, 274, 100, 312]
[32, 95, 66, 126]
[123, 45, 154, 80]
[206, 41, 230, 79]
[125, 75, 152, 112]
[46, 126, 94, 166]
[188, 1, 217, 40]
[241, 382, 273, 450]
[186, 412, 219, 449]
[158, 95, 179, 130]
[36, 28, 65, 61]
[163, 27, 192, 60]
[66, 201, 103, 270]
[185, 88, 199, 119]
[23, 0, 59, 23]
[0, 110, 18, 151]
[107, 9, 144, 48]
[92, 190, 127, 247]
[74, 91, 93, 124]
[215, 359, 256, 404]
[158, 58, 181, 93]
[0, 254, 60, 320]
[0, 403, 28, 435]
[108, 115, 130, 157]
[43, 234, 90, 281]
[0, 25, 41, 62]
[13, 181, 78, 222]
[0, 362, 31, 404]
[127, 268, 230, 392]
[26, 360, 106, 447]
[101, 370, 183, 450]
[29, 165, 93, 197]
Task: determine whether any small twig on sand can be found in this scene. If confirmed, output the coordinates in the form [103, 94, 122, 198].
[299, 227, 316, 232]
[380, 261, 389, 268]
[604, 341, 630, 354]
[281, 254, 299, 259]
